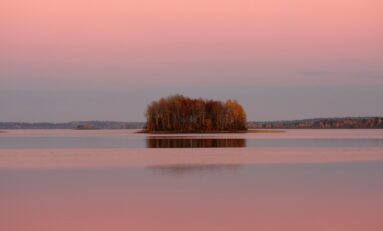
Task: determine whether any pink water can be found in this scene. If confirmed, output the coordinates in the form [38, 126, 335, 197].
[1, 129, 383, 231]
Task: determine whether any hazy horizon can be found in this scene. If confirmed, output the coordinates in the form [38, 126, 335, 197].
[1, 0, 382, 122]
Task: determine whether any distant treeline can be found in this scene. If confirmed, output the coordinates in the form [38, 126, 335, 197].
[0, 121, 145, 129]
[1, 117, 382, 130]
[248, 117, 383, 129]
[145, 95, 247, 132]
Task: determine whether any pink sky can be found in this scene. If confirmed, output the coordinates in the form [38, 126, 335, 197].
[1, 0, 382, 121]
[2, 0, 382, 87]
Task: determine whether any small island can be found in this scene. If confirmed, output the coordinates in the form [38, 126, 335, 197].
[74, 124, 97, 130]
[143, 95, 247, 133]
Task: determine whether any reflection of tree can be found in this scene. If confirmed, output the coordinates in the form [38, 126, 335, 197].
[146, 138, 246, 148]
[145, 95, 247, 132]
[149, 164, 243, 175]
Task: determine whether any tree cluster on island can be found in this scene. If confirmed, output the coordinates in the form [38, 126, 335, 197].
[145, 95, 247, 133]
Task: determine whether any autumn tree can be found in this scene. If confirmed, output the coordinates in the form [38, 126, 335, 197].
[145, 95, 247, 132]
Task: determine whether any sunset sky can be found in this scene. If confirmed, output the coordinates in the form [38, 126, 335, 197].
[1, 0, 382, 122]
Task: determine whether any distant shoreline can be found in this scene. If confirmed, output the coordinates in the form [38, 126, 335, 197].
[0, 117, 382, 129]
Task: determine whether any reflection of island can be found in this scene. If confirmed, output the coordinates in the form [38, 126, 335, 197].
[146, 138, 246, 148]
[149, 164, 243, 175]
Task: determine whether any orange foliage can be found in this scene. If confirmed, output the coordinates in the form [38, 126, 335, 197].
[145, 95, 247, 132]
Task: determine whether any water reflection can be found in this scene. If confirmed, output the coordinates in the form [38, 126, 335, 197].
[149, 164, 243, 175]
[146, 138, 246, 148]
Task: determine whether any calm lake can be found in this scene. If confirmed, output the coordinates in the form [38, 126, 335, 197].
[1, 129, 383, 231]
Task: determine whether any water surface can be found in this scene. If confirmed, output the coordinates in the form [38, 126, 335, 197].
[0, 129, 383, 231]
[1, 129, 383, 149]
